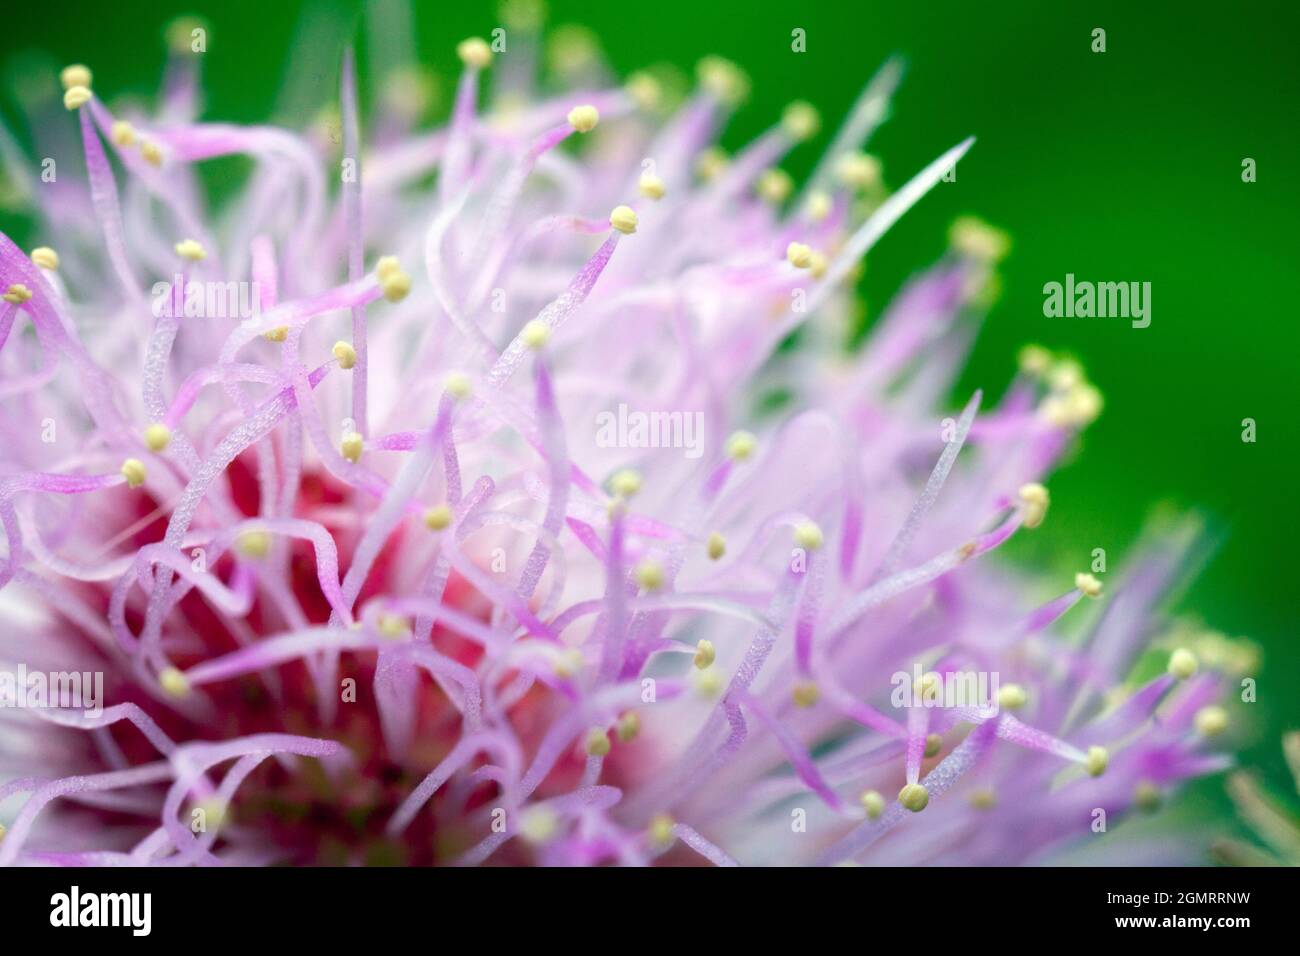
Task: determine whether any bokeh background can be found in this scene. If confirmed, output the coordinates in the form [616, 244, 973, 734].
[2, 0, 1296, 854]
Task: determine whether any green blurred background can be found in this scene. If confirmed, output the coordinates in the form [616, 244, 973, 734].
[2, 0, 1296, 852]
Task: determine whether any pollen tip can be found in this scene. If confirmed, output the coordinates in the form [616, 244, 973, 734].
[694, 147, 729, 181]
[949, 215, 1011, 263]
[566, 104, 599, 133]
[693, 666, 722, 698]
[444, 371, 472, 400]
[969, 789, 997, 810]
[996, 683, 1028, 711]
[1074, 572, 1103, 598]
[785, 241, 813, 269]
[457, 37, 493, 69]
[1017, 344, 1052, 377]
[140, 140, 164, 166]
[1134, 781, 1162, 812]
[724, 429, 756, 461]
[3, 283, 33, 304]
[805, 190, 832, 223]
[234, 530, 271, 560]
[30, 247, 59, 270]
[898, 783, 929, 812]
[143, 422, 172, 452]
[1195, 705, 1229, 736]
[1168, 647, 1199, 680]
[757, 168, 793, 204]
[793, 520, 824, 551]
[781, 101, 820, 141]
[60, 64, 92, 91]
[835, 152, 882, 189]
[609, 204, 638, 234]
[1086, 745, 1109, 777]
[262, 325, 289, 343]
[693, 639, 716, 670]
[696, 55, 749, 106]
[519, 806, 558, 844]
[585, 727, 612, 757]
[1017, 482, 1049, 529]
[634, 559, 664, 592]
[706, 532, 726, 561]
[616, 711, 641, 743]
[380, 270, 412, 302]
[860, 789, 885, 819]
[423, 504, 452, 531]
[331, 340, 357, 370]
[377, 613, 410, 639]
[638, 171, 666, 200]
[174, 238, 206, 262]
[110, 120, 136, 147]
[625, 72, 662, 111]
[609, 468, 642, 498]
[340, 431, 364, 463]
[159, 666, 189, 698]
[648, 813, 675, 847]
[62, 85, 92, 110]
[520, 319, 551, 350]
[119, 458, 146, 488]
[552, 647, 584, 679]
[924, 733, 943, 758]
[792, 680, 821, 708]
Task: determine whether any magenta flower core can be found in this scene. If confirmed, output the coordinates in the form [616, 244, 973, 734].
[0, 20, 1239, 866]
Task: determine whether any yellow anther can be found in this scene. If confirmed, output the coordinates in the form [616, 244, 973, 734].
[835, 152, 882, 189]
[457, 37, 493, 69]
[1085, 745, 1109, 777]
[234, 530, 271, 560]
[60, 64, 92, 91]
[924, 733, 942, 758]
[63, 85, 91, 110]
[1168, 647, 1198, 680]
[1134, 781, 1161, 812]
[174, 238, 206, 262]
[30, 247, 59, 270]
[262, 325, 289, 343]
[378, 613, 409, 639]
[1017, 483, 1049, 529]
[380, 270, 412, 302]
[120, 458, 147, 488]
[1074, 572, 1103, 598]
[782, 101, 820, 141]
[375, 255, 401, 280]
[785, 241, 813, 269]
[860, 789, 885, 819]
[915, 670, 942, 697]
[757, 168, 793, 203]
[159, 666, 189, 698]
[648, 813, 676, 847]
[638, 172, 666, 200]
[444, 371, 472, 399]
[110, 120, 136, 147]
[423, 504, 453, 531]
[968, 789, 997, 810]
[520, 319, 550, 349]
[695, 147, 729, 181]
[706, 532, 726, 561]
[808, 251, 828, 279]
[693, 639, 716, 670]
[609, 469, 642, 498]
[626, 72, 662, 111]
[566, 104, 600, 133]
[696, 55, 749, 105]
[725, 429, 757, 461]
[331, 341, 357, 369]
[1017, 344, 1052, 377]
[794, 521, 824, 551]
[585, 726, 611, 757]
[519, 806, 558, 844]
[616, 711, 641, 743]
[140, 140, 164, 166]
[1048, 359, 1082, 392]
[693, 666, 722, 697]
[635, 560, 664, 592]
[340, 431, 364, 463]
[996, 683, 1028, 711]
[3, 284, 33, 304]
[143, 423, 172, 452]
[1195, 705, 1229, 736]
[949, 216, 1011, 263]
[609, 205, 639, 235]
[898, 783, 929, 812]
[792, 681, 821, 708]
[805, 190, 832, 223]
[552, 647, 584, 679]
